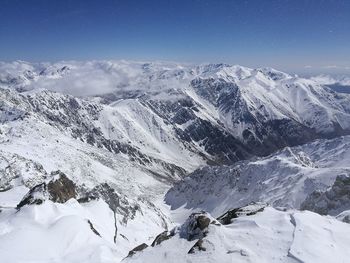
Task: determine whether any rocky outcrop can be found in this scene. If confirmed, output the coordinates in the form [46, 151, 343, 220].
[17, 171, 76, 209]
[78, 183, 139, 222]
[87, 220, 101, 237]
[16, 183, 47, 208]
[78, 183, 143, 244]
[217, 202, 267, 225]
[180, 212, 212, 241]
[126, 212, 213, 259]
[79, 183, 121, 211]
[126, 206, 268, 258]
[187, 239, 215, 254]
[127, 243, 148, 258]
[47, 171, 76, 203]
[188, 239, 206, 254]
[151, 230, 175, 247]
[301, 174, 350, 215]
[0, 151, 47, 190]
[336, 210, 350, 223]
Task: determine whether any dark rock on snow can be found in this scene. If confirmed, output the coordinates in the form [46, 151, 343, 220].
[16, 183, 47, 209]
[127, 243, 148, 258]
[217, 202, 267, 225]
[180, 212, 212, 241]
[188, 239, 206, 254]
[87, 219, 101, 237]
[151, 230, 175, 247]
[17, 171, 76, 209]
[47, 171, 77, 203]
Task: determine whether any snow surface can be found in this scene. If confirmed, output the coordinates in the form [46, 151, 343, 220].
[1, 61, 350, 262]
[126, 207, 350, 263]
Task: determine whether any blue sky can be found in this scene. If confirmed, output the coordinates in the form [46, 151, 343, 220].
[0, 0, 349, 74]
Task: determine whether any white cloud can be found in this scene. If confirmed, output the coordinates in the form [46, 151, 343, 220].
[323, 65, 338, 69]
[1, 60, 192, 98]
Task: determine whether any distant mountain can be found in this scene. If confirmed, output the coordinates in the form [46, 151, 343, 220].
[310, 74, 350, 86]
[1, 61, 350, 262]
[2, 61, 350, 161]
[166, 135, 350, 217]
[310, 74, 350, 94]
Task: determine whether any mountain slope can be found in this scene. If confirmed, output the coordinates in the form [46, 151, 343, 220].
[166, 135, 350, 218]
[1, 60, 350, 262]
[125, 205, 350, 263]
[2, 61, 350, 161]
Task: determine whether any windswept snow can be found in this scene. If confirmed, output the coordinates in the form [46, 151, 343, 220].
[125, 207, 350, 263]
[0, 199, 170, 263]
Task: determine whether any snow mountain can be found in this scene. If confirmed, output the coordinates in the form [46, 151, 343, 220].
[1, 60, 350, 262]
[2, 61, 350, 161]
[166, 135, 350, 217]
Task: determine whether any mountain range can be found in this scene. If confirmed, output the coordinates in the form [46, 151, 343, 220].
[0, 60, 350, 262]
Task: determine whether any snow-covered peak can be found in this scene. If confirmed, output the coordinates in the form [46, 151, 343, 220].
[2, 60, 350, 160]
[1, 60, 350, 262]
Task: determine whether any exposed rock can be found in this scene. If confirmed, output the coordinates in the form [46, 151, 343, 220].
[188, 239, 206, 254]
[77, 195, 98, 203]
[79, 183, 120, 211]
[198, 215, 211, 229]
[127, 243, 148, 258]
[336, 210, 350, 224]
[180, 212, 212, 241]
[217, 202, 267, 225]
[17, 171, 76, 209]
[188, 238, 215, 254]
[301, 174, 350, 215]
[120, 233, 128, 240]
[87, 220, 101, 237]
[151, 229, 175, 247]
[127, 230, 176, 259]
[47, 171, 76, 203]
[210, 220, 220, 226]
[16, 183, 47, 209]
[0, 151, 47, 190]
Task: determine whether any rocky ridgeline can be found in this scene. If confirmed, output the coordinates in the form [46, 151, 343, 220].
[15, 170, 140, 222]
[3, 61, 350, 168]
[126, 203, 267, 258]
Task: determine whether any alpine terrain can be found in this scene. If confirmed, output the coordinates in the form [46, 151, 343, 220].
[1, 60, 350, 263]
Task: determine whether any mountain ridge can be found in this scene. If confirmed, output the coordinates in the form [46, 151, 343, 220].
[1, 60, 350, 262]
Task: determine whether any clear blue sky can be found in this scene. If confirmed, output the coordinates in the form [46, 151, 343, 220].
[1, 0, 349, 74]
